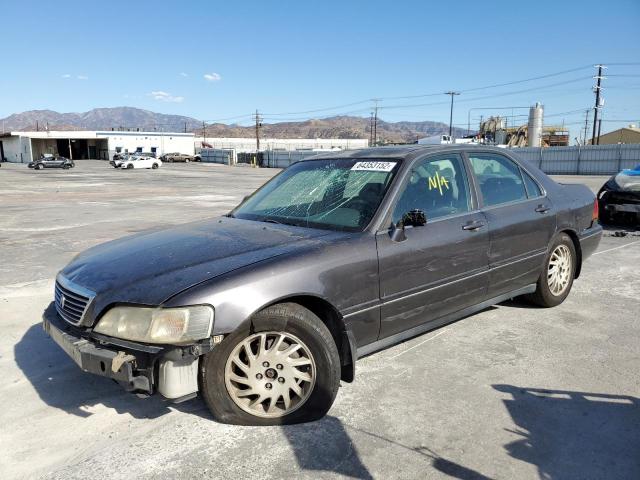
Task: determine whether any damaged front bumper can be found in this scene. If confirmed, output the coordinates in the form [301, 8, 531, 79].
[42, 303, 208, 401]
[598, 190, 640, 226]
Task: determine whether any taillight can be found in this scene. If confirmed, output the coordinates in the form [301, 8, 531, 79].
[592, 199, 599, 222]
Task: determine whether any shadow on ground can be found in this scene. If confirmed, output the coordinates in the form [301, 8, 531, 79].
[281, 416, 373, 479]
[345, 423, 492, 479]
[17, 323, 374, 478]
[494, 384, 640, 479]
[14, 323, 211, 420]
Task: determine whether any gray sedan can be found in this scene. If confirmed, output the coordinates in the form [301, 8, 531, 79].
[42, 145, 602, 425]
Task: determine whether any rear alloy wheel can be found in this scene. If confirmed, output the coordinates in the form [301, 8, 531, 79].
[199, 303, 340, 425]
[527, 233, 576, 307]
[152, 163, 159, 169]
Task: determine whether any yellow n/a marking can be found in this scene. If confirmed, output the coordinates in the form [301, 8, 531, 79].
[427, 172, 450, 196]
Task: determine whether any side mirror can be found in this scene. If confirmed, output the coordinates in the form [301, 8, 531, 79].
[402, 209, 427, 227]
[389, 220, 406, 242]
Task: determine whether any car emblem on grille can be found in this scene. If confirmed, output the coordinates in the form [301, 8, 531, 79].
[60, 294, 66, 310]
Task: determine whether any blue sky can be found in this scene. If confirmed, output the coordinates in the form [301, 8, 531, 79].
[1, 0, 639, 140]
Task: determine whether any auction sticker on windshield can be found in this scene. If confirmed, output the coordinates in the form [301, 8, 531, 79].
[351, 161, 397, 172]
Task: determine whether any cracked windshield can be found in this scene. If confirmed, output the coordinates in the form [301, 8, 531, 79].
[232, 159, 399, 231]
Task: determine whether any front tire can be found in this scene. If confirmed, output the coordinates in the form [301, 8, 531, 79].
[199, 303, 340, 425]
[527, 233, 576, 307]
[152, 163, 159, 169]
[127, 164, 133, 169]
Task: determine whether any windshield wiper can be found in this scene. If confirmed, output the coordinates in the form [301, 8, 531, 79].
[261, 217, 300, 227]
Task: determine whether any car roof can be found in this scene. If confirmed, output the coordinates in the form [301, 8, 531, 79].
[301, 144, 509, 161]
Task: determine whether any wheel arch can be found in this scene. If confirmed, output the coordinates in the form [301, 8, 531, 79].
[558, 228, 583, 278]
[259, 294, 356, 383]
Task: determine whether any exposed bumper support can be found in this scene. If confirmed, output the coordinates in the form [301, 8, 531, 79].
[605, 203, 640, 214]
[42, 303, 207, 400]
[43, 310, 152, 393]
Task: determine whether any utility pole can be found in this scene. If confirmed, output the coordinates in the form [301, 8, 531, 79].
[254, 109, 262, 152]
[445, 91, 460, 140]
[369, 111, 374, 146]
[202, 121, 206, 147]
[371, 99, 380, 146]
[591, 64, 606, 145]
[36, 121, 39, 132]
[184, 122, 187, 133]
[582, 109, 590, 145]
[597, 118, 602, 145]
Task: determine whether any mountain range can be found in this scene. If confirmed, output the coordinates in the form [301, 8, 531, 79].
[0, 107, 467, 143]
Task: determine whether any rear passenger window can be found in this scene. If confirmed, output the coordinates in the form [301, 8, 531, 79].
[468, 153, 527, 207]
[522, 170, 542, 198]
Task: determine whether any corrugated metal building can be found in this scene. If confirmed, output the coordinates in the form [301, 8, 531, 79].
[590, 126, 640, 145]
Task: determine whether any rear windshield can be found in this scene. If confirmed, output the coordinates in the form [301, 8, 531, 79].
[232, 158, 400, 231]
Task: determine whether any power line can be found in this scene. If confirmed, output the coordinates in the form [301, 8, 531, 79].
[379, 64, 593, 100]
[255, 65, 599, 118]
[377, 77, 592, 112]
[192, 64, 636, 129]
[263, 100, 371, 117]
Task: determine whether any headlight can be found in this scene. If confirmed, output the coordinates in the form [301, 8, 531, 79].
[94, 305, 213, 344]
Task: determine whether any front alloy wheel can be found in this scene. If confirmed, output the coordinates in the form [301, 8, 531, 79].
[225, 332, 316, 418]
[199, 303, 340, 425]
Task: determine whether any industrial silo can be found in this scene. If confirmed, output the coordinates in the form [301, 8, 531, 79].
[527, 102, 544, 147]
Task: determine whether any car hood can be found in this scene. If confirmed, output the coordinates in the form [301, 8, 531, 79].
[60, 217, 333, 319]
[602, 173, 640, 193]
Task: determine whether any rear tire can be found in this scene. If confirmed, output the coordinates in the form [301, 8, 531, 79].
[152, 163, 159, 169]
[199, 303, 340, 425]
[127, 164, 133, 169]
[526, 233, 576, 307]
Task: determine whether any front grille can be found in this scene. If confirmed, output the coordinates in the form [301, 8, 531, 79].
[54, 277, 95, 326]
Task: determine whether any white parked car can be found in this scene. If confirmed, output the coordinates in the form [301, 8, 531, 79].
[120, 156, 162, 170]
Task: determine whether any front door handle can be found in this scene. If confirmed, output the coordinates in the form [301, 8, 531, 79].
[535, 204, 551, 214]
[462, 221, 486, 231]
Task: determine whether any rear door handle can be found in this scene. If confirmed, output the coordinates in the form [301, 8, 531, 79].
[535, 204, 551, 214]
[462, 221, 486, 231]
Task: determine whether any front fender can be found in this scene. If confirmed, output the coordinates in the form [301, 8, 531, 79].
[164, 233, 380, 347]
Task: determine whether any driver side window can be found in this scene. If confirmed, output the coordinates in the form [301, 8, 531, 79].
[392, 154, 471, 224]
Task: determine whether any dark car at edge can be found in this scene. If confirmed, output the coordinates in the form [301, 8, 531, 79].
[29, 155, 75, 170]
[597, 164, 640, 227]
[42, 145, 602, 425]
